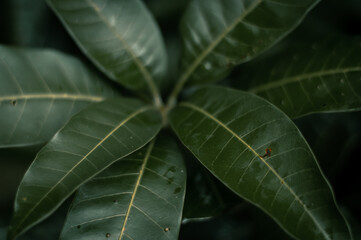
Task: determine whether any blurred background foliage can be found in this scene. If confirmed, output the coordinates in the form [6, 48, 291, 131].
[0, 0, 360, 239]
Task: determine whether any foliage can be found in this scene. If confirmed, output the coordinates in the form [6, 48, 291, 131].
[0, 0, 360, 239]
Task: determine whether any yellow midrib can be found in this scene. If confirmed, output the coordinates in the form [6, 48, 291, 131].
[178, 0, 263, 86]
[0, 93, 104, 102]
[13, 106, 154, 235]
[85, 0, 160, 102]
[118, 140, 155, 240]
[180, 102, 330, 240]
[249, 67, 361, 93]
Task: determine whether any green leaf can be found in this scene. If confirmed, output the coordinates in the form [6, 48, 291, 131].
[169, 86, 351, 239]
[47, 0, 167, 103]
[183, 150, 239, 220]
[7, 98, 162, 240]
[178, 0, 320, 87]
[60, 134, 186, 240]
[183, 163, 227, 220]
[7, 0, 49, 46]
[295, 112, 361, 182]
[241, 37, 361, 118]
[0, 45, 115, 148]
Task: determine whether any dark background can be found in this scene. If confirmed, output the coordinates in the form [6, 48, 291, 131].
[0, 0, 360, 239]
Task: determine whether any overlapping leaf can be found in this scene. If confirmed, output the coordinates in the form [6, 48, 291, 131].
[47, 0, 167, 103]
[169, 86, 351, 239]
[239, 37, 361, 118]
[178, 0, 320, 87]
[60, 134, 186, 240]
[7, 98, 162, 240]
[183, 151, 239, 220]
[296, 112, 361, 182]
[0, 45, 115, 147]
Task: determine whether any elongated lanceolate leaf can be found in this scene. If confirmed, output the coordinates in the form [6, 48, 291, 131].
[169, 86, 351, 239]
[8, 98, 162, 240]
[47, 0, 167, 100]
[0, 45, 115, 148]
[179, 0, 320, 86]
[60, 134, 186, 240]
[243, 37, 361, 118]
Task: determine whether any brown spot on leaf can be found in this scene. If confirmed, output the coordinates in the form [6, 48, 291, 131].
[261, 148, 272, 158]
[106, 233, 111, 238]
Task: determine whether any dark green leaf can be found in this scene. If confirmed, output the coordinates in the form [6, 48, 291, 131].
[183, 150, 239, 220]
[144, 0, 190, 22]
[47, 0, 167, 103]
[60, 134, 186, 240]
[7, 98, 162, 239]
[178, 0, 320, 87]
[296, 112, 361, 182]
[7, 0, 79, 52]
[7, 0, 49, 46]
[0, 45, 115, 148]
[169, 86, 351, 239]
[243, 37, 361, 118]
[180, 202, 293, 240]
[183, 165, 226, 220]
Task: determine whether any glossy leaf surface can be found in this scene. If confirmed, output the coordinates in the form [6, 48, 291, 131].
[0, 45, 115, 148]
[179, 0, 320, 87]
[47, 0, 167, 100]
[8, 98, 162, 239]
[60, 134, 186, 240]
[242, 37, 361, 118]
[169, 86, 351, 239]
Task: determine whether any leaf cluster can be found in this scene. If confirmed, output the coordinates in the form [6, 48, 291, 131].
[1, 0, 360, 239]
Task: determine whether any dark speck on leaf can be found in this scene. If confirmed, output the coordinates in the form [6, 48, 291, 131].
[113, 199, 118, 203]
[174, 187, 181, 194]
[106, 233, 111, 238]
[11, 100, 17, 106]
[77, 225, 81, 229]
[167, 177, 174, 185]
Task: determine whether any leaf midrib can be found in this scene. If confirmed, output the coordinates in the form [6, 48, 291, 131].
[179, 102, 330, 240]
[118, 140, 155, 240]
[13, 105, 155, 235]
[249, 67, 361, 93]
[85, 0, 160, 100]
[0, 93, 104, 102]
[179, 0, 263, 85]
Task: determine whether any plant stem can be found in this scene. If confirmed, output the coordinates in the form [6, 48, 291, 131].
[166, 72, 189, 111]
[152, 90, 163, 109]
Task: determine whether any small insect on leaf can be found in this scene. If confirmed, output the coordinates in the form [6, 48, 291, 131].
[261, 148, 272, 158]
[164, 227, 170, 232]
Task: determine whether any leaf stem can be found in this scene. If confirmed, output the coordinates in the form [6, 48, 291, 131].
[152, 87, 163, 109]
[165, 0, 264, 111]
[165, 74, 188, 112]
